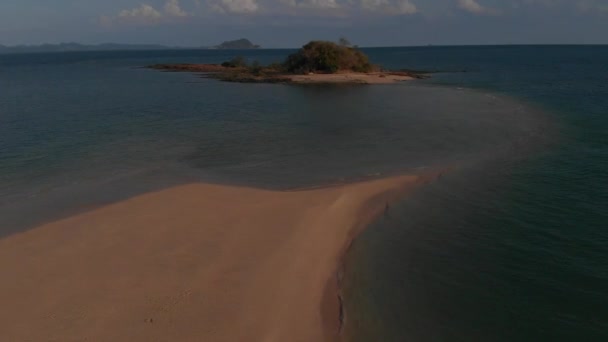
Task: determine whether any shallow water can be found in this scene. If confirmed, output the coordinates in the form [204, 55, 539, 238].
[1, 46, 606, 340]
[0, 51, 546, 234]
[343, 46, 608, 341]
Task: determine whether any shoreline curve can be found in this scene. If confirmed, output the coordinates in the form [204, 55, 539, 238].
[0, 173, 442, 342]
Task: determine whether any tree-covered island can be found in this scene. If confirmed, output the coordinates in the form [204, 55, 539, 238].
[149, 40, 428, 84]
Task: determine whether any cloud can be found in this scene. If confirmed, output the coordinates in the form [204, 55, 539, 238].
[102, 0, 418, 23]
[118, 4, 162, 22]
[209, 0, 260, 13]
[457, 0, 500, 15]
[277, 0, 417, 14]
[360, 0, 417, 14]
[297, 0, 341, 9]
[101, 0, 190, 26]
[395, 0, 418, 14]
[164, 0, 189, 16]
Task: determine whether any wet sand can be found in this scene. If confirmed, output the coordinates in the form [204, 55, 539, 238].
[0, 174, 434, 342]
[286, 72, 414, 84]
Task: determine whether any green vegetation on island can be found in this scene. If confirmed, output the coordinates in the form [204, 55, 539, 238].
[284, 40, 374, 74]
[149, 39, 428, 84]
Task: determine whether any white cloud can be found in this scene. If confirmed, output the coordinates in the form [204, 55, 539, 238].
[118, 4, 162, 21]
[101, 0, 190, 26]
[278, 0, 341, 9]
[360, 0, 417, 14]
[395, 0, 417, 14]
[165, 0, 189, 16]
[248, 0, 417, 15]
[457, 0, 500, 15]
[209, 0, 259, 13]
[302, 0, 340, 9]
[361, 0, 389, 11]
[100, 0, 418, 22]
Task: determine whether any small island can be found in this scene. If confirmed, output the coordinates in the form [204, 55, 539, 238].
[149, 40, 428, 85]
[213, 38, 260, 50]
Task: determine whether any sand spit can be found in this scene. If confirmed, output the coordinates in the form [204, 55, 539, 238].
[147, 63, 423, 84]
[286, 72, 414, 84]
[0, 174, 436, 342]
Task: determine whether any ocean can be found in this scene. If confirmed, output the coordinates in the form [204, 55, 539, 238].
[1, 46, 607, 340]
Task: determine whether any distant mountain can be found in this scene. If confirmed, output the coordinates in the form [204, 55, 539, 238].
[0, 40, 264, 54]
[213, 39, 260, 50]
[0, 43, 175, 54]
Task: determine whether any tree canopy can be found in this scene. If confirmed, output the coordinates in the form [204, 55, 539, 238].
[284, 41, 374, 74]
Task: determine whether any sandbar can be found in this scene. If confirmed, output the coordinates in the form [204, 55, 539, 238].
[0, 174, 434, 342]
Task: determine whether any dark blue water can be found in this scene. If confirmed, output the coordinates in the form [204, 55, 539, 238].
[1, 46, 606, 340]
[344, 46, 608, 341]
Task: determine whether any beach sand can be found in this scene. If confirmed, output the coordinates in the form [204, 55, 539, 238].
[0, 174, 431, 342]
[286, 72, 414, 84]
[148, 64, 418, 84]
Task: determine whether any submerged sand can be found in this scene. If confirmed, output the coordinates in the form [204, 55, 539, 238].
[0, 175, 431, 342]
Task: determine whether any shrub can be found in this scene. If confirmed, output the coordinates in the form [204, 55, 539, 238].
[266, 62, 286, 72]
[284, 41, 373, 74]
[248, 61, 263, 76]
[221, 56, 248, 68]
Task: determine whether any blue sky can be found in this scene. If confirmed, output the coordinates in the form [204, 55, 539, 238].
[1, 0, 608, 47]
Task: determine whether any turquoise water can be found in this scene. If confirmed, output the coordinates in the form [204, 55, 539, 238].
[1, 46, 606, 340]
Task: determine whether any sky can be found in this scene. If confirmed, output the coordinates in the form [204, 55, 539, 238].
[1, 0, 608, 47]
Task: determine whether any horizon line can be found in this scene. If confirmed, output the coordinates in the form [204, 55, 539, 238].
[1, 42, 607, 54]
